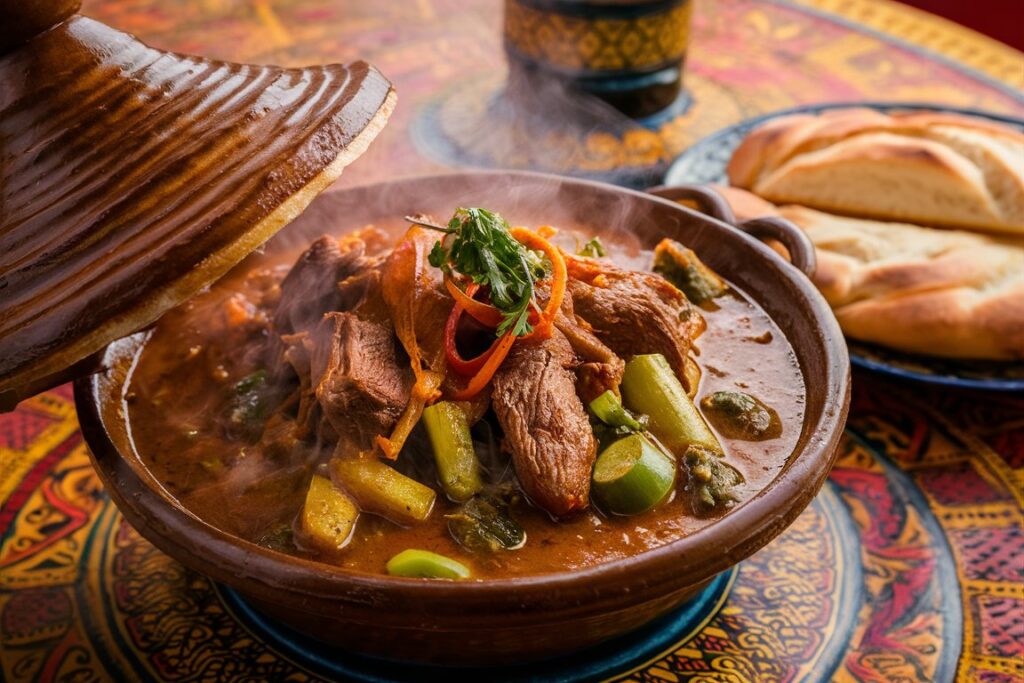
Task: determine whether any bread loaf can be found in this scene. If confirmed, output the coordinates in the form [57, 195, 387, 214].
[713, 186, 1024, 360]
[727, 109, 1024, 234]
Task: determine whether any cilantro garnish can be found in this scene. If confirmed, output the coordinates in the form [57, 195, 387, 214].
[415, 208, 546, 337]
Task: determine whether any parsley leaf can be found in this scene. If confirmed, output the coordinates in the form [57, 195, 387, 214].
[422, 208, 545, 337]
[578, 237, 606, 258]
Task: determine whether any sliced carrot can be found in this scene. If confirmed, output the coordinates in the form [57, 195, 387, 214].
[537, 225, 558, 239]
[511, 228, 566, 341]
[375, 369, 442, 459]
[442, 227, 568, 399]
[444, 283, 505, 376]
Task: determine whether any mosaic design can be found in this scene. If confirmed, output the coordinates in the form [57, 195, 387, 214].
[3, 0, 1024, 680]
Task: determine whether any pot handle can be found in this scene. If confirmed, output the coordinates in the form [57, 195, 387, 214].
[646, 184, 816, 277]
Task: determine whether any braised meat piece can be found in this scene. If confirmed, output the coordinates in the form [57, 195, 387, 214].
[311, 311, 412, 455]
[273, 230, 398, 442]
[555, 296, 624, 403]
[273, 228, 390, 336]
[274, 237, 356, 337]
[567, 263, 704, 390]
[492, 330, 596, 517]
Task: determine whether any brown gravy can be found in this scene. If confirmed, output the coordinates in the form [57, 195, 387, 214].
[126, 228, 805, 579]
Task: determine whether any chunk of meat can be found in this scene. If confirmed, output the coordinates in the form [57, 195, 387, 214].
[492, 331, 596, 517]
[274, 237, 354, 337]
[554, 295, 624, 403]
[568, 262, 704, 390]
[272, 227, 390, 336]
[311, 312, 413, 455]
[274, 238, 389, 439]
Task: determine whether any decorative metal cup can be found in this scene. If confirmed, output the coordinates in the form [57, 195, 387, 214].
[504, 0, 692, 119]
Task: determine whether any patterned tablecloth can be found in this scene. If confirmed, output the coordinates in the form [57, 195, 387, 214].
[2, 1, 1022, 681]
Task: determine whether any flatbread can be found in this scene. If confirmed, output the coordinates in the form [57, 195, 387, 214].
[714, 186, 1024, 360]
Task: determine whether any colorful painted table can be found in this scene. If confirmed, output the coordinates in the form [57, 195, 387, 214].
[2, 1, 1022, 681]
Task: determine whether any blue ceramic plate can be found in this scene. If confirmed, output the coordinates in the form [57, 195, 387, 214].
[664, 102, 1024, 392]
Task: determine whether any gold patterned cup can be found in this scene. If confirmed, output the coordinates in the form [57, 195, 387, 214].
[504, 0, 692, 119]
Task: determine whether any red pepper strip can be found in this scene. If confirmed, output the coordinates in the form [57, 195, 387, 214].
[444, 228, 567, 398]
[444, 276, 505, 328]
[445, 283, 504, 376]
[448, 330, 517, 401]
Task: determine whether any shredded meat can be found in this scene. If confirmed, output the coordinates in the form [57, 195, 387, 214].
[271, 230, 406, 445]
[491, 330, 596, 517]
[555, 295, 624, 403]
[311, 312, 412, 455]
[568, 263, 704, 390]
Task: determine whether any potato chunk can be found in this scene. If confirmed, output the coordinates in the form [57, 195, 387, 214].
[300, 474, 358, 552]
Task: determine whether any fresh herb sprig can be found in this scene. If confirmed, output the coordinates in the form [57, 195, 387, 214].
[415, 208, 547, 337]
[578, 236, 606, 258]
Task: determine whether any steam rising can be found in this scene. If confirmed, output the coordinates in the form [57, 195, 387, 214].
[414, 68, 674, 189]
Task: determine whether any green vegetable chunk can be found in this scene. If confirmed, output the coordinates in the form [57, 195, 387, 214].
[228, 369, 273, 441]
[386, 549, 471, 579]
[299, 475, 359, 552]
[653, 239, 727, 305]
[422, 402, 484, 502]
[258, 523, 296, 553]
[588, 390, 643, 431]
[621, 354, 722, 455]
[700, 391, 782, 441]
[446, 496, 526, 551]
[593, 434, 676, 515]
[684, 445, 743, 514]
[578, 237, 606, 258]
[331, 459, 436, 526]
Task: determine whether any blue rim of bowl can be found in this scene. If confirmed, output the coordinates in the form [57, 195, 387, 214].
[664, 101, 1024, 392]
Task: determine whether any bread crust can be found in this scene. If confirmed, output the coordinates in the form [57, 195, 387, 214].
[727, 109, 1024, 234]
[712, 186, 1024, 360]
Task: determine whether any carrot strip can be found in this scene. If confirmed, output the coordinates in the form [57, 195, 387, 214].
[511, 227, 566, 341]
[448, 330, 517, 400]
[443, 227, 567, 399]
[375, 369, 442, 459]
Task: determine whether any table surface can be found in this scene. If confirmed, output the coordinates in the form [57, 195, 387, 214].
[1, 1, 1023, 681]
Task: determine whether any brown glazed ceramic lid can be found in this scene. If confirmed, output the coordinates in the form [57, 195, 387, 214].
[0, 1, 396, 407]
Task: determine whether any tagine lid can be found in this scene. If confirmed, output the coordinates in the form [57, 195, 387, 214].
[0, 1, 396, 407]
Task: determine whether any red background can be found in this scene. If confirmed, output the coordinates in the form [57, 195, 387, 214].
[900, 0, 1024, 50]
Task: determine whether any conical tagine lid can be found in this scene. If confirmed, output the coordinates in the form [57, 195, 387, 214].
[0, 1, 396, 407]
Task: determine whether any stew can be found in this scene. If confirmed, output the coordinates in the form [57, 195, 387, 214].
[126, 209, 805, 579]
